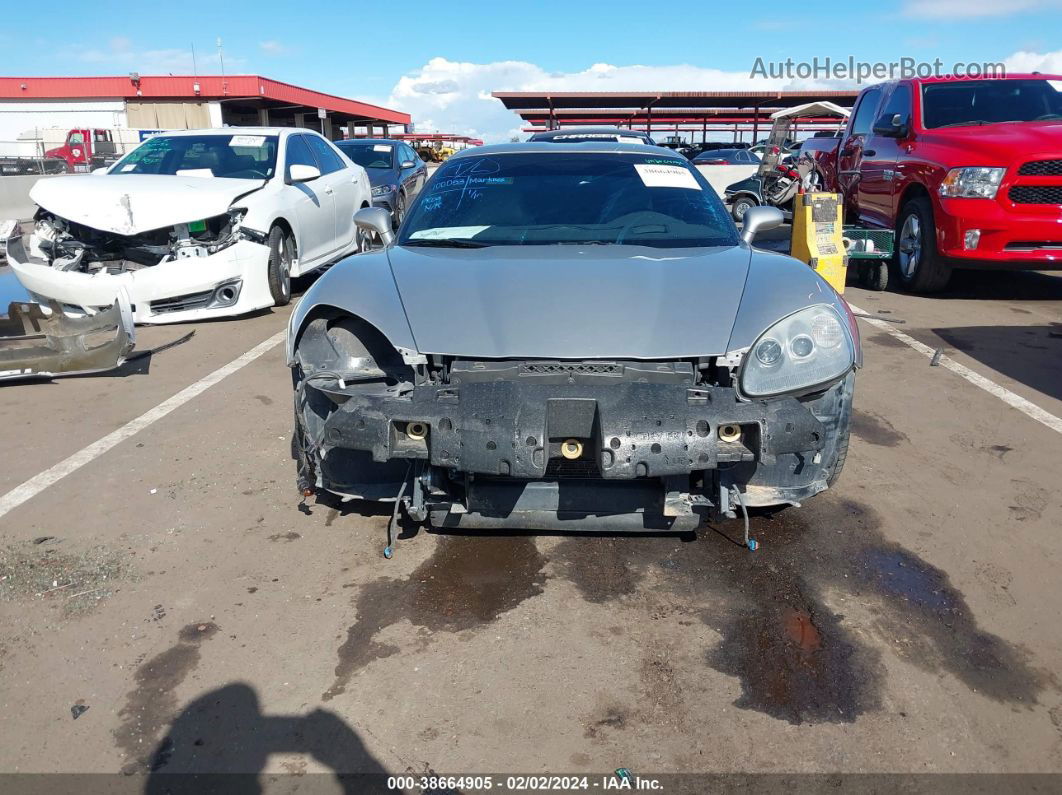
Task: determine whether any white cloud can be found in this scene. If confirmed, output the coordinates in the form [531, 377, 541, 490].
[384, 57, 840, 143]
[901, 0, 1061, 17]
[1003, 48, 1062, 72]
[259, 40, 290, 56]
[381, 51, 1062, 143]
[60, 39, 246, 74]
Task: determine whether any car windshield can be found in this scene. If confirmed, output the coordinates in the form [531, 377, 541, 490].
[337, 143, 394, 169]
[111, 134, 279, 179]
[922, 79, 1062, 128]
[399, 152, 739, 248]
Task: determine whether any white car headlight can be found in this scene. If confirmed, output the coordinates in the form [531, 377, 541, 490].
[741, 305, 855, 397]
[372, 184, 396, 197]
[938, 167, 1005, 199]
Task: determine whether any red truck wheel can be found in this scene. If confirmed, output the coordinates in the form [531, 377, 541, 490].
[895, 197, 952, 293]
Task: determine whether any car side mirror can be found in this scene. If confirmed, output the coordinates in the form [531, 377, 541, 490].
[288, 164, 321, 183]
[872, 113, 910, 138]
[741, 205, 784, 244]
[354, 206, 395, 246]
[400, 160, 416, 169]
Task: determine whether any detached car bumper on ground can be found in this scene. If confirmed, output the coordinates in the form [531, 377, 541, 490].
[288, 145, 861, 543]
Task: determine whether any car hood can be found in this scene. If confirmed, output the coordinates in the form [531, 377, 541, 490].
[920, 120, 1062, 162]
[30, 174, 266, 235]
[386, 244, 752, 359]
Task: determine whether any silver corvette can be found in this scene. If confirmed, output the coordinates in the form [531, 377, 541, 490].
[286, 143, 861, 553]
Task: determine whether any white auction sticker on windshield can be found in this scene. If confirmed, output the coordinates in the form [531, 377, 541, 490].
[634, 163, 701, 190]
[230, 135, 266, 148]
[373, 144, 392, 152]
[618, 136, 644, 144]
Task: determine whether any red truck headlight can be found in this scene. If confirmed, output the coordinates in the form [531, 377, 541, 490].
[939, 167, 1005, 199]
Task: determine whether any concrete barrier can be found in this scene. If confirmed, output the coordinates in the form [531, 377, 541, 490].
[695, 164, 759, 201]
[0, 174, 74, 222]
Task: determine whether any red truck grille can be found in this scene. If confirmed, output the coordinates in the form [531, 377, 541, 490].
[1017, 159, 1062, 176]
[1008, 185, 1062, 204]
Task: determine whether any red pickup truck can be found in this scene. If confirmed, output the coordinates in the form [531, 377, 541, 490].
[802, 74, 1062, 292]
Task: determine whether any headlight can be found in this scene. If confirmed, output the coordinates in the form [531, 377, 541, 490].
[741, 305, 855, 397]
[938, 167, 1005, 199]
[371, 184, 396, 198]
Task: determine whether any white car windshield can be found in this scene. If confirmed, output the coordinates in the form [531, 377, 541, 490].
[111, 134, 280, 179]
[400, 152, 740, 248]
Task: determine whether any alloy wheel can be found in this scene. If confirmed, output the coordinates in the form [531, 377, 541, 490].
[898, 214, 921, 278]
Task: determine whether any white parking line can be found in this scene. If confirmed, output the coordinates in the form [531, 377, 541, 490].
[0, 330, 286, 521]
[849, 302, 1062, 435]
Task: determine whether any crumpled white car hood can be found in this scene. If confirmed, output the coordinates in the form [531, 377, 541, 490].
[30, 174, 266, 235]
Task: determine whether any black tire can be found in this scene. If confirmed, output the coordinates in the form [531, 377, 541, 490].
[731, 196, 756, 222]
[894, 196, 951, 293]
[267, 226, 293, 306]
[827, 375, 855, 487]
[393, 191, 407, 230]
[859, 261, 889, 291]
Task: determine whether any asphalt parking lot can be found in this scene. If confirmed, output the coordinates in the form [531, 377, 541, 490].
[1, 238, 1061, 785]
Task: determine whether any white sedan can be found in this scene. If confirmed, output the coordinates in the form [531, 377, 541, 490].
[6, 128, 371, 324]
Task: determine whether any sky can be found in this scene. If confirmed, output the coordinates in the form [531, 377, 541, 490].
[4, 0, 1062, 141]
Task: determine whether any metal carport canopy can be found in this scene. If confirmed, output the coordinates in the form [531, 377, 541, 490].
[492, 89, 859, 111]
[0, 75, 411, 127]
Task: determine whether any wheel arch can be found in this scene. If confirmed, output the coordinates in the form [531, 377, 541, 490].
[270, 216, 297, 252]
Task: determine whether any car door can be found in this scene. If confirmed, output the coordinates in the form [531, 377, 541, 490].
[837, 86, 884, 222]
[857, 83, 911, 226]
[872, 83, 913, 224]
[397, 144, 421, 199]
[410, 145, 428, 194]
[285, 133, 335, 266]
[305, 134, 359, 255]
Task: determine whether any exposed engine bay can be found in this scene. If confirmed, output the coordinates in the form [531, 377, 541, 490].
[32, 208, 257, 274]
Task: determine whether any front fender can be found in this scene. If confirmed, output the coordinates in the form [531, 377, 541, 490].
[286, 249, 418, 364]
[726, 250, 856, 356]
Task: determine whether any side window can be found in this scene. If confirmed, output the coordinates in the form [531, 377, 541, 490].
[305, 135, 345, 175]
[285, 134, 316, 177]
[850, 88, 884, 136]
[880, 84, 913, 122]
[400, 144, 416, 165]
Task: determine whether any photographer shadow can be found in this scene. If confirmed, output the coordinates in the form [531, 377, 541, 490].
[144, 682, 392, 795]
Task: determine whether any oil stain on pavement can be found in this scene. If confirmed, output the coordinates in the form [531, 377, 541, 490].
[114, 622, 220, 773]
[850, 409, 909, 447]
[556, 497, 1049, 725]
[323, 536, 546, 701]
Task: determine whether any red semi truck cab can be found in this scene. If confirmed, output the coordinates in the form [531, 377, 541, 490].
[44, 128, 123, 171]
[802, 74, 1062, 292]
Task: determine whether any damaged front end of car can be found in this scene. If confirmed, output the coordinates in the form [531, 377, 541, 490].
[0, 291, 135, 382]
[5, 210, 272, 324]
[28, 207, 256, 275]
[290, 305, 856, 540]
